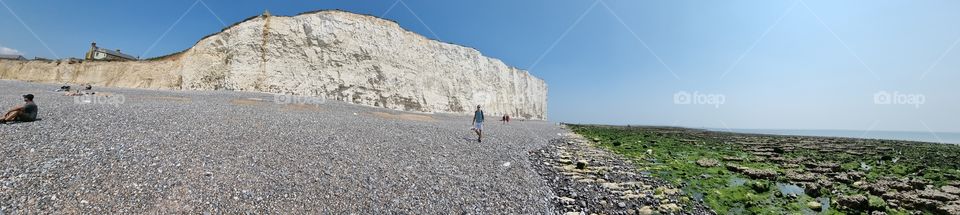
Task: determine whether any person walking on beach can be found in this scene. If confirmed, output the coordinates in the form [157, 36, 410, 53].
[1, 94, 39, 124]
[472, 105, 484, 143]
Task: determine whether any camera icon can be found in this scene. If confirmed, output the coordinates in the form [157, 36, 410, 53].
[273, 94, 292, 105]
[674, 91, 692, 105]
[873, 91, 891, 105]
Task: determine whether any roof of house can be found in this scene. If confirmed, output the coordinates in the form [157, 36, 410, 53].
[94, 47, 137, 60]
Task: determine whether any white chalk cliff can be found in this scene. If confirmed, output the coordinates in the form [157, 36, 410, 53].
[0, 10, 547, 119]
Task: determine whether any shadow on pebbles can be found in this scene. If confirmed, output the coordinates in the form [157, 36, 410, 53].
[530, 133, 713, 215]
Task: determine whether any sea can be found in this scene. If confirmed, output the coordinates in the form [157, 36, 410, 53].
[704, 128, 960, 144]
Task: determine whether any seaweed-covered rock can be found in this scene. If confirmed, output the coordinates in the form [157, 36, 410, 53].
[748, 181, 770, 193]
[868, 195, 887, 210]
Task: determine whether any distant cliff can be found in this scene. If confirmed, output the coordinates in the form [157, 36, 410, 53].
[0, 10, 547, 119]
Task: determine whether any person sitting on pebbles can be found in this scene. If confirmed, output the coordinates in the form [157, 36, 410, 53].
[1, 94, 39, 124]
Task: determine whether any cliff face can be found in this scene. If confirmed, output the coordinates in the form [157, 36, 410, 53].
[0, 10, 547, 119]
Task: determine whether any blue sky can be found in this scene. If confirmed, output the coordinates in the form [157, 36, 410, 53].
[1, 0, 957, 133]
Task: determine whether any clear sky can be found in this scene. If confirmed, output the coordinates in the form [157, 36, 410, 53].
[1, 0, 957, 133]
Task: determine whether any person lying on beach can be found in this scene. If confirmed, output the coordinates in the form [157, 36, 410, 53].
[1, 94, 39, 124]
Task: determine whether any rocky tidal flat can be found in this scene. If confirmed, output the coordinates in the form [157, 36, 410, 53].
[569, 125, 960, 215]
